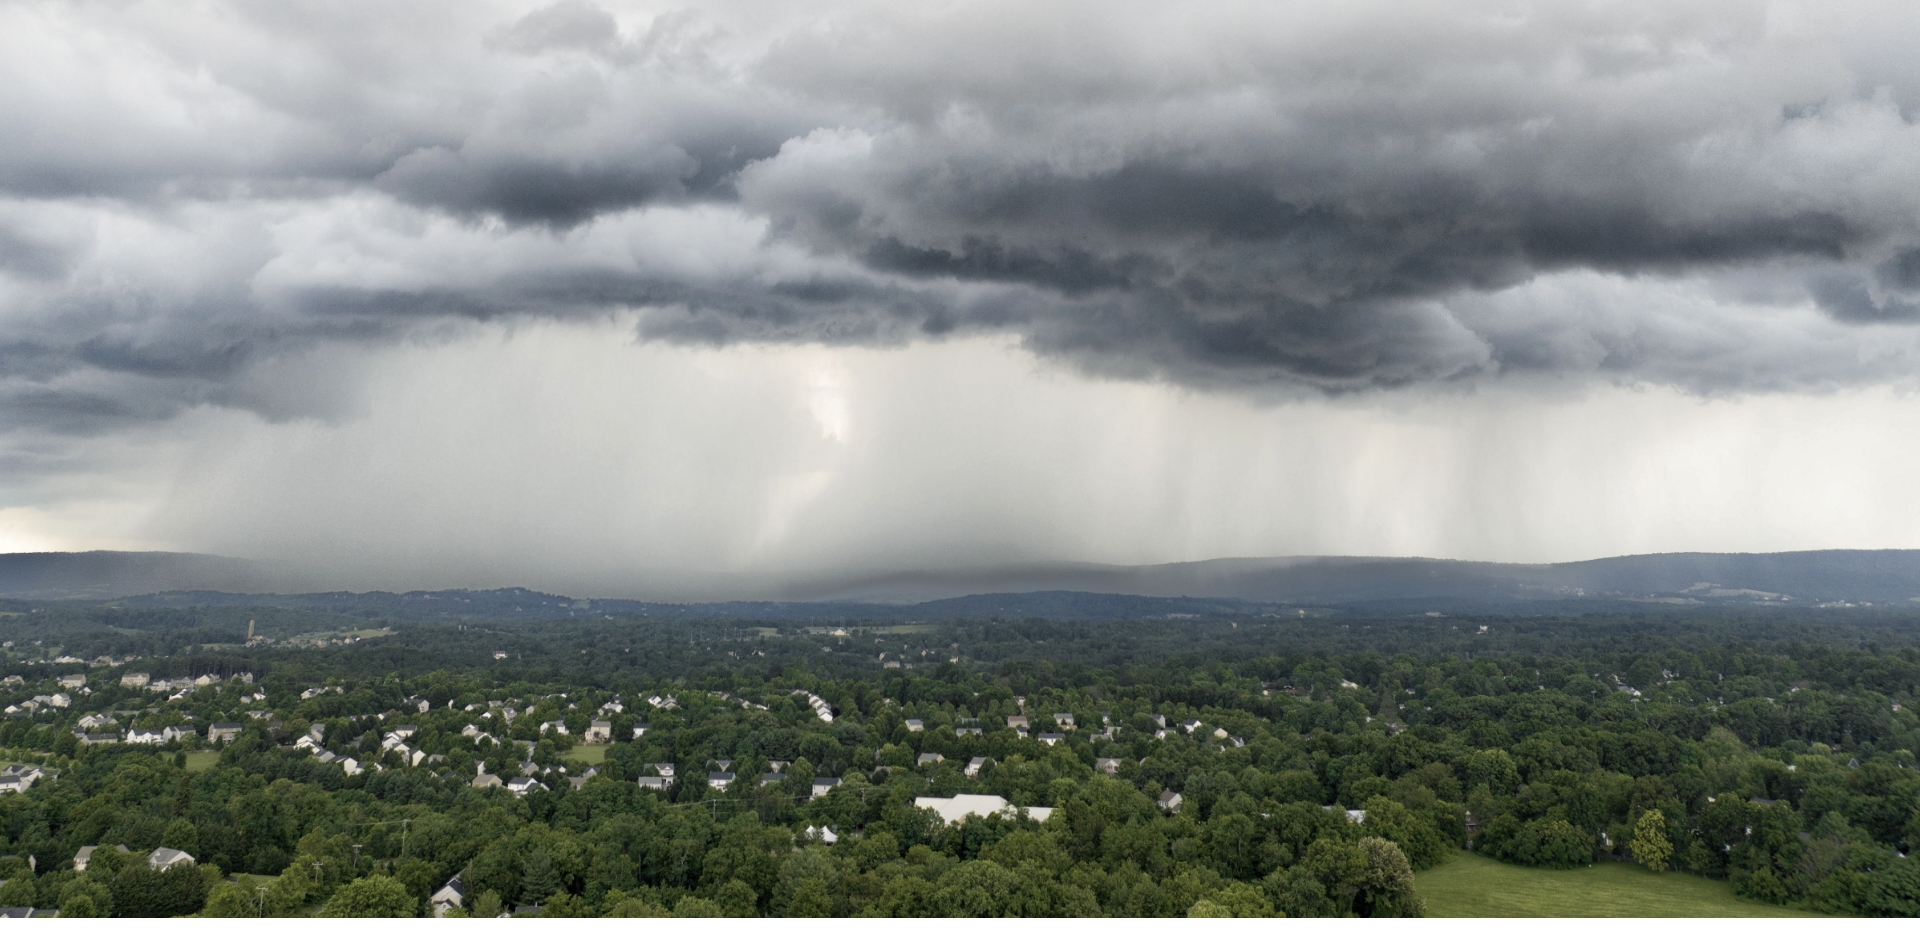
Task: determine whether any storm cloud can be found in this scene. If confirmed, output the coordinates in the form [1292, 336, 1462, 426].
[4, 0, 1920, 438]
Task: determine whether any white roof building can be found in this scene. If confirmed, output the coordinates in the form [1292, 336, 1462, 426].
[913, 794, 1055, 825]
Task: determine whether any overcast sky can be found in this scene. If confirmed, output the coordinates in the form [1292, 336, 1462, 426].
[6, 1, 1920, 596]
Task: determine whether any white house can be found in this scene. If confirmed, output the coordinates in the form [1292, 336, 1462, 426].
[73, 844, 129, 872]
[58, 674, 86, 690]
[148, 847, 196, 870]
[811, 777, 841, 798]
[126, 729, 166, 746]
[585, 720, 612, 744]
[208, 722, 243, 743]
[964, 757, 988, 779]
[430, 876, 466, 917]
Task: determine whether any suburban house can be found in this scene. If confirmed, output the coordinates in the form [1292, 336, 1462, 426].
[758, 771, 785, 787]
[1094, 757, 1123, 775]
[58, 674, 86, 690]
[126, 729, 166, 746]
[208, 722, 243, 743]
[956, 727, 983, 736]
[120, 673, 150, 688]
[1036, 733, 1065, 746]
[1053, 713, 1076, 730]
[472, 767, 505, 790]
[1158, 790, 1183, 813]
[586, 720, 613, 744]
[148, 847, 196, 870]
[506, 777, 545, 796]
[430, 876, 466, 917]
[964, 757, 988, 778]
[1005, 715, 1028, 729]
[647, 763, 675, 780]
[77, 733, 119, 746]
[707, 771, 736, 791]
[73, 844, 130, 872]
[568, 767, 600, 790]
[0, 776, 24, 794]
[76, 713, 114, 731]
[632, 724, 649, 739]
[904, 719, 925, 732]
[162, 725, 196, 743]
[913, 794, 1056, 825]
[811, 777, 841, 798]
[636, 776, 669, 791]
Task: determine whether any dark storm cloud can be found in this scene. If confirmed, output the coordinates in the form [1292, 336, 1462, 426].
[5, 1, 1920, 432]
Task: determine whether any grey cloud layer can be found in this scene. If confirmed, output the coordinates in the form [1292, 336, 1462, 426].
[5, 0, 1920, 435]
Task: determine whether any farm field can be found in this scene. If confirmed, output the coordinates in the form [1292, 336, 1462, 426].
[1416, 853, 1818, 918]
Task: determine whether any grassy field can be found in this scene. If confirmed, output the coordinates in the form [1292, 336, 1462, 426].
[183, 750, 219, 772]
[563, 745, 607, 764]
[1416, 853, 1818, 917]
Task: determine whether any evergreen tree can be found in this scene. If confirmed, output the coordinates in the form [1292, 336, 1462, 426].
[520, 847, 557, 906]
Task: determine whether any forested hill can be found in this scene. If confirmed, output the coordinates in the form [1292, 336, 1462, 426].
[101, 589, 1266, 623]
[6, 549, 1920, 613]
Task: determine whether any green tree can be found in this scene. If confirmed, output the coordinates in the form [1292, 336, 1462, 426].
[319, 875, 417, 917]
[1354, 837, 1424, 918]
[471, 889, 503, 917]
[520, 847, 557, 906]
[602, 890, 670, 917]
[671, 895, 723, 917]
[0, 872, 35, 907]
[202, 882, 258, 917]
[1190, 881, 1277, 917]
[1630, 809, 1672, 873]
[161, 818, 200, 856]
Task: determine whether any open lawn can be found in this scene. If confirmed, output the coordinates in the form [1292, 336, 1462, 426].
[563, 744, 607, 764]
[183, 750, 219, 772]
[1416, 853, 1818, 917]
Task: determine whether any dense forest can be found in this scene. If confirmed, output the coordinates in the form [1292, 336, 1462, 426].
[2, 603, 1918, 916]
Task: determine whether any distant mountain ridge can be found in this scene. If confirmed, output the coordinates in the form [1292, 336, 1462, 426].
[3, 549, 1919, 615]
